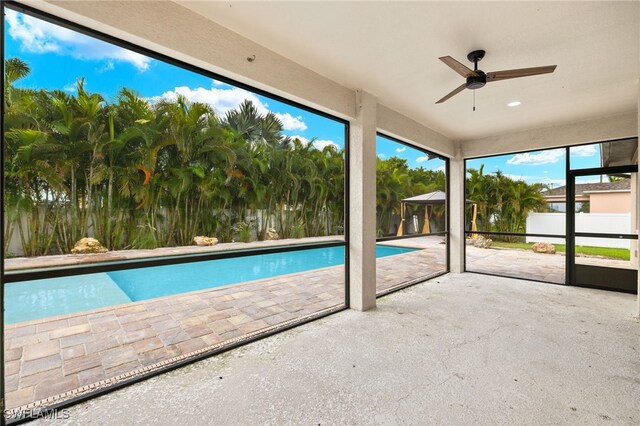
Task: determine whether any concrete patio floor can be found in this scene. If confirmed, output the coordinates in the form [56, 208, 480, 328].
[4, 243, 445, 413]
[33, 273, 640, 425]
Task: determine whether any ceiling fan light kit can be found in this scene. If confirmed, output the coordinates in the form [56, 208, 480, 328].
[436, 49, 557, 108]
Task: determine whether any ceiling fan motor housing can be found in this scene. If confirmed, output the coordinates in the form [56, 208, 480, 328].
[436, 49, 556, 104]
[466, 71, 486, 89]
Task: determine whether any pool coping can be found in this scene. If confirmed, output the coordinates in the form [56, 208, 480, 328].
[4, 236, 344, 272]
[4, 262, 347, 330]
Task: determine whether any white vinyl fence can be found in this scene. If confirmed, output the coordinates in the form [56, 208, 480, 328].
[526, 212, 632, 249]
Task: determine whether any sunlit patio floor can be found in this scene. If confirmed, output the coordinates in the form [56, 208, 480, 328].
[466, 244, 635, 284]
[4, 240, 446, 413]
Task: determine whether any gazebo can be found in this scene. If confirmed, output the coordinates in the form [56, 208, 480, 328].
[397, 190, 476, 236]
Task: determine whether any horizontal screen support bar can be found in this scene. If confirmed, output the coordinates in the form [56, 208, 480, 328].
[376, 232, 447, 242]
[464, 231, 565, 239]
[573, 232, 638, 240]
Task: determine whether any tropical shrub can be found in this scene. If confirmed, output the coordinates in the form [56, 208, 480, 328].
[3, 58, 346, 256]
[466, 165, 548, 240]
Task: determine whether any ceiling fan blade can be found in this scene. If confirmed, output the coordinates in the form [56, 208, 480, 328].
[435, 84, 466, 104]
[439, 56, 478, 78]
[486, 65, 557, 81]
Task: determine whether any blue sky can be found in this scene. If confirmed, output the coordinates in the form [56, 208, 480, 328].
[4, 9, 344, 151]
[376, 136, 445, 171]
[466, 145, 604, 188]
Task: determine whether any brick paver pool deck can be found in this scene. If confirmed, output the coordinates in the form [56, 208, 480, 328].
[4, 241, 446, 413]
[466, 244, 635, 284]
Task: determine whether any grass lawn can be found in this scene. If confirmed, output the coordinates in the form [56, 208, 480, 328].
[491, 241, 630, 261]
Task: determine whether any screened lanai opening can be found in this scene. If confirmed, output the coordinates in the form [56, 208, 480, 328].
[568, 139, 638, 293]
[2, 4, 354, 418]
[375, 134, 448, 295]
[464, 146, 567, 284]
[464, 138, 638, 292]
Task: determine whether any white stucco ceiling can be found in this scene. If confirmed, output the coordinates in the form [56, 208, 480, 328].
[178, 1, 639, 141]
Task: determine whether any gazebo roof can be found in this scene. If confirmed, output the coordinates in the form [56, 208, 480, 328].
[402, 190, 474, 204]
[402, 190, 446, 204]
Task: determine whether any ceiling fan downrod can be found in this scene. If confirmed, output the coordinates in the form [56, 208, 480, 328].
[466, 50, 487, 91]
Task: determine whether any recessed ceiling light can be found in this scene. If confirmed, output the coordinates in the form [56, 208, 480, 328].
[508, 101, 521, 107]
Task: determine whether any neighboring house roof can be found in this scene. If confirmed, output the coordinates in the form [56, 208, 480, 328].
[543, 180, 631, 199]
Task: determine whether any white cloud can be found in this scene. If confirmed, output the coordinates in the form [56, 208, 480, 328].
[149, 85, 269, 117]
[149, 85, 307, 131]
[289, 136, 339, 151]
[212, 79, 231, 88]
[313, 140, 339, 151]
[378, 153, 387, 159]
[6, 9, 151, 71]
[274, 112, 307, 131]
[571, 145, 597, 157]
[396, 147, 406, 153]
[63, 83, 77, 93]
[506, 149, 564, 165]
[416, 155, 430, 163]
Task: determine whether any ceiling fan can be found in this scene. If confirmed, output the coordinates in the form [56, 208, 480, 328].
[436, 50, 557, 105]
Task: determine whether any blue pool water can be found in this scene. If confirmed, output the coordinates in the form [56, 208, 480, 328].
[5, 245, 416, 324]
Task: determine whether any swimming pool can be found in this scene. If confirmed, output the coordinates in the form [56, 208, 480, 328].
[5, 245, 417, 324]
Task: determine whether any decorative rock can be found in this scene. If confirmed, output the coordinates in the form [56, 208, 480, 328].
[473, 235, 492, 249]
[71, 237, 108, 254]
[265, 228, 279, 241]
[193, 236, 219, 246]
[532, 242, 556, 254]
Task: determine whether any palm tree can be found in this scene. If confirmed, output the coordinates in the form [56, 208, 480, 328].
[466, 165, 494, 232]
[466, 166, 549, 238]
[222, 99, 287, 147]
[46, 79, 110, 250]
[4, 56, 356, 255]
[376, 157, 411, 236]
[4, 128, 66, 255]
[505, 180, 547, 235]
[157, 95, 238, 245]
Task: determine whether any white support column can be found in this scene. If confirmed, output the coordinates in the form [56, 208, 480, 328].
[449, 143, 466, 273]
[637, 86, 640, 318]
[349, 90, 377, 311]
